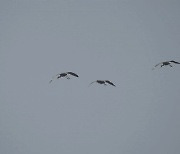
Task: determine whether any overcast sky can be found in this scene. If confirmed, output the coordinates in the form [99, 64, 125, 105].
[1, 0, 180, 154]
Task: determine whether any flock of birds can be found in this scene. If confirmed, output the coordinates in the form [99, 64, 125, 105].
[49, 71, 116, 87]
[49, 60, 180, 87]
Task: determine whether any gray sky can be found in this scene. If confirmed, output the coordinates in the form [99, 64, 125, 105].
[1, 0, 180, 154]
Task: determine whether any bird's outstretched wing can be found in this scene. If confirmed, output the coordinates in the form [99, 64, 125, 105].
[49, 73, 60, 83]
[170, 60, 180, 64]
[89, 81, 96, 86]
[152, 62, 163, 70]
[154, 62, 163, 67]
[67, 72, 79, 77]
[105, 80, 116, 87]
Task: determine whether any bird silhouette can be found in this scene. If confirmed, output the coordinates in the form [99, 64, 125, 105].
[89, 80, 116, 87]
[49, 72, 79, 83]
[153, 60, 180, 70]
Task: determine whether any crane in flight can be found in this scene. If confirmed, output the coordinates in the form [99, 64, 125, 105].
[152, 60, 180, 70]
[49, 72, 79, 83]
[89, 80, 116, 87]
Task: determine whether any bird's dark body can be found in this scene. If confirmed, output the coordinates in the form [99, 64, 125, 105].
[57, 73, 67, 78]
[161, 62, 172, 67]
[97, 80, 106, 84]
[163, 62, 170, 65]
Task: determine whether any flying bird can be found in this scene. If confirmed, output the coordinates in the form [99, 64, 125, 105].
[49, 72, 79, 83]
[153, 60, 180, 70]
[89, 80, 116, 87]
